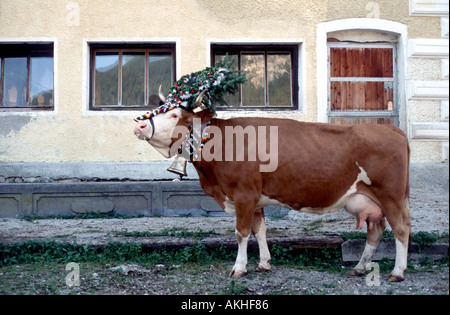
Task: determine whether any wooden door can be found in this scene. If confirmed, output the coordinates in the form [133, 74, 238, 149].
[328, 43, 397, 126]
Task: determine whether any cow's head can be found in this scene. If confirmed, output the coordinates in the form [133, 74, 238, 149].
[134, 61, 245, 159]
[133, 88, 208, 158]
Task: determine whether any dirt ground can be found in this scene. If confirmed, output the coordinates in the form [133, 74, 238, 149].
[0, 258, 448, 295]
[1, 206, 448, 295]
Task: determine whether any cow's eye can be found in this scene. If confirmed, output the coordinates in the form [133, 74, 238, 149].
[171, 113, 178, 119]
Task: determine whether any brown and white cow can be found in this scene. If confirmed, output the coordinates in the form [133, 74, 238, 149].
[134, 103, 411, 282]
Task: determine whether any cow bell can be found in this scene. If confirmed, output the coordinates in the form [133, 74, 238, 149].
[167, 155, 188, 178]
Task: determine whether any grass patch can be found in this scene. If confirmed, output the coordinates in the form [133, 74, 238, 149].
[1, 231, 448, 271]
[224, 280, 247, 295]
[339, 230, 394, 241]
[114, 227, 219, 240]
[413, 231, 449, 251]
[0, 240, 344, 271]
[340, 230, 448, 244]
[270, 244, 343, 272]
[0, 241, 235, 268]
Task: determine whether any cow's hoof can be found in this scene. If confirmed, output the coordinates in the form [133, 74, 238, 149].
[229, 269, 247, 278]
[348, 269, 365, 277]
[387, 274, 404, 282]
[255, 264, 271, 272]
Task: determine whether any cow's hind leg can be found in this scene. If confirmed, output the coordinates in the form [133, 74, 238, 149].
[349, 218, 386, 277]
[383, 199, 411, 282]
[252, 208, 271, 272]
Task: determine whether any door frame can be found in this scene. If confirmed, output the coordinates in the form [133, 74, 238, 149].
[327, 42, 399, 126]
[316, 18, 408, 131]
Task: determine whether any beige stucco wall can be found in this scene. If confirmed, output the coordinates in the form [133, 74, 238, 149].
[0, 0, 447, 164]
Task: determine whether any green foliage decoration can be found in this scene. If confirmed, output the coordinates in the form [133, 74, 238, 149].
[136, 54, 246, 120]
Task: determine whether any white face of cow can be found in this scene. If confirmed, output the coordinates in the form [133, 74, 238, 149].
[133, 107, 183, 158]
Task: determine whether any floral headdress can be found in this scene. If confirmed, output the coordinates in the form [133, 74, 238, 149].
[136, 55, 246, 121]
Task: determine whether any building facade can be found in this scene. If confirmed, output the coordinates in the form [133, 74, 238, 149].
[0, 0, 448, 217]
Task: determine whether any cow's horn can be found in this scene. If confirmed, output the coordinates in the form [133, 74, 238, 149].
[158, 85, 166, 102]
[194, 89, 208, 109]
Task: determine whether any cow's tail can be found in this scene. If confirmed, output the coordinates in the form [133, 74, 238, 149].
[386, 125, 412, 247]
[405, 140, 412, 248]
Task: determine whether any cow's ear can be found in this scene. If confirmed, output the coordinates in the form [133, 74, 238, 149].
[179, 110, 195, 126]
[179, 109, 213, 126]
[196, 109, 214, 125]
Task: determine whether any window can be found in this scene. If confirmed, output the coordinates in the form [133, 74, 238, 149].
[0, 43, 54, 110]
[90, 43, 176, 110]
[328, 42, 398, 125]
[211, 44, 299, 110]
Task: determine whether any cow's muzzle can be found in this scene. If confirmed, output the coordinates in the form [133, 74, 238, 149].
[134, 118, 155, 141]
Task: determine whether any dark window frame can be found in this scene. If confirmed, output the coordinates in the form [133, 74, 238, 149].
[211, 44, 299, 111]
[89, 43, 176, 111]
[0, 43, 54, 111]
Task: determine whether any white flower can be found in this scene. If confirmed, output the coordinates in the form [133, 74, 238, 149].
[213, 75, 224, 86]
[180, 92, 191, 100]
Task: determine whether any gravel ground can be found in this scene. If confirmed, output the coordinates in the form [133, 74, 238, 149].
[0, 260, 448, 295]
[0, 201, 447, 246]
[98, 264, 448, 295]
[0, 205, 448, 295]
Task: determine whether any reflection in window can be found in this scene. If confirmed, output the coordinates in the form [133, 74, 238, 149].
[95, 52, 119, 106]
[3, 57, 27, 107]
[148, 53, 173, 106]
[30, 55, 54, 106]
[0, 44, 54, 109]
[122, 53, 145, 105]
[242, 53, 265, 106]
[268, 53, 292, 106]
[91, 45, 175, 109]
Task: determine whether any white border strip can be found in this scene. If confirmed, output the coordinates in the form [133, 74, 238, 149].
[408, 38, 449, 58]
[409, 0, 449, 17]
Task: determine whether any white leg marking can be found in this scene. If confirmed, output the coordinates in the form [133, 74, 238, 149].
[233, 229, 249, 273]
[354, 243, 377, 271]
[391, 238, 408, 277]
[255, 226, 271, 270]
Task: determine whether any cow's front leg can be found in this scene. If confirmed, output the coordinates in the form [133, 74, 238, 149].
[252, 208, 271, 272]
[230, 229, 250, 278]
[229, 196, 257, 278]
